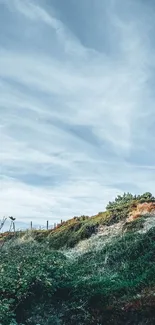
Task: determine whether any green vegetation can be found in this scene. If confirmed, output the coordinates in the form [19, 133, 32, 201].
[0, 192, 155, 324]
[122, 216, 146, 232]
[47, 212, 109, 249]
[106, 192, 155, 224]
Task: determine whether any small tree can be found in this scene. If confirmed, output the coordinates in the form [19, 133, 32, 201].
[9, 217, 16, 232]
[0, 216, 7, 231]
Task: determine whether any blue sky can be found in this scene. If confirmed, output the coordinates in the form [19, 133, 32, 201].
[0, 0, 155, 230]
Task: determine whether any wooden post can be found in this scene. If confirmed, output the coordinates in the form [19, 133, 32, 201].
[47, 220, 49, 230]
[30, 221, 32, 230]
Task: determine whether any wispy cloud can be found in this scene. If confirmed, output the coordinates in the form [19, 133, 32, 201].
[3, 0, 86, 56]
[0, 0, 155, 228]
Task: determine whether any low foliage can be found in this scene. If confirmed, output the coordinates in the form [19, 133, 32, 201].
[1, 192, 155, 324]
[1, 226, 155, 324]
[30, 212, 110, 249]
[106, 192, 155, 224]
[0, 242, 68, 324]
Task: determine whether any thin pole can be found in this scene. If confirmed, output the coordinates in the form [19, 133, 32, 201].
[13, 221, 15, 233]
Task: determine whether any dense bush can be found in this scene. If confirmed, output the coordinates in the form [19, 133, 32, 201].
[1, 193, 155, 324]
[47, 220, 100, 249]
[0, 242, 68, 325]
[1, 226, 155, 324]
[106, 192, 155, 224]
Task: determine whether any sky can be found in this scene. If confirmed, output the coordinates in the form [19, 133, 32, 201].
[0, 0, 155, 230]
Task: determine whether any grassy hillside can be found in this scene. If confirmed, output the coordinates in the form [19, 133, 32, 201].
[0, 192, 155, 325]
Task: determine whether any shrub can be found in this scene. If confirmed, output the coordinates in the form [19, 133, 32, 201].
[106, 192, 155, 225]
[0, 242, 68, 325]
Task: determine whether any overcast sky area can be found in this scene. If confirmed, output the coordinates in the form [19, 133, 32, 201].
[0, 0, 155, 230]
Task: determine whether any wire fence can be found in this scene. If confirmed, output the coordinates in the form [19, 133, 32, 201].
[29, 220, 64, 231]
[0, 217, 64, 234]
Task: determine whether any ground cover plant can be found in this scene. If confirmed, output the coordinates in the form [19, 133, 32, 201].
[0, 192, 155, 324]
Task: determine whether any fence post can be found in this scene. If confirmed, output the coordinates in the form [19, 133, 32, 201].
[47, 220, 49, 230]
[30, 221, 32, 230]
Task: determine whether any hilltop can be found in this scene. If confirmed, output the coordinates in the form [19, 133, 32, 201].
[0, 192, 155, 325]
